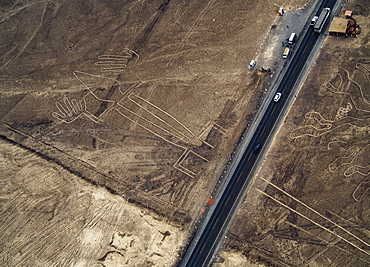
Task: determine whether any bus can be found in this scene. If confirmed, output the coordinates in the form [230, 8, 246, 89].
[314, 7, 331, 33]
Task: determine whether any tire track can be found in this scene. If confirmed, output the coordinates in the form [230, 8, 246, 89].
[0, 122, 191, 225]
[131, 0, 171, 52]
[166, 0, 216, 67]
[0, 1, 47, 71]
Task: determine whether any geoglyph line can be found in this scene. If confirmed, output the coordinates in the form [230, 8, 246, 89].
[173, 149, 209, 178]
[0, 1, 47, 72]
[291, 118, 367, 139]
[132, 0, 145, 41]
[174, 150, 197, 178]
[0, 0, 47, 25]
[327, 83, 370, 113]
[52, 97, 98, 124]
[256, 188, 370, 257]
[128, 93, 195, 143]
[356, 62, 370, 73]
[335, 102, 352, 121]
[286, 221, 370, 265]
[328, 145, 359, 173]
[327, 140, 346, 151]
[103, 94, 212, 178]
[166, 0, 216, 67]
[174, 165, 196, 178]
[260, 177, 370, 249]
[213, 123, 227, 134]
[305, 111, 334, 125]
[329, 144, 370, 177]
[53, 48, 226, 178]
[95, 49, 139, 72]
[73, 71, 125, 96]
[116, 103, 194, 146]
[356, 62, 370, 82]
[290, 111, 333, 139]
[352, 181, 370, 202]
[344, 164, 370, 177]
[113, 107, 185, 150]
[130, 93, 197, 138]
[343, 67, 370, 106]
[332, 72, 343, 89]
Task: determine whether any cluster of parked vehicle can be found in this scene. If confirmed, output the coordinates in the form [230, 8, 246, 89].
[282, 32, 297, 59]
[254, 8, 332, 155]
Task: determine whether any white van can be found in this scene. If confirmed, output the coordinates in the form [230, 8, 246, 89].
[283, 47, 290, 59]
[288, 33, 297, 45]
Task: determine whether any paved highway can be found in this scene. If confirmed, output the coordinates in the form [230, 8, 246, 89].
[179, 0, 338, 266]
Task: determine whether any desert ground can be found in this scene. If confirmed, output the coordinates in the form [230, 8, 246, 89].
[221, 0, 370, 266]
[2, 0, 366, 266]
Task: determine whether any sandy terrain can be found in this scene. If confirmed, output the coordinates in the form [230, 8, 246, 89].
[224, 0, 370, 266]
[0, 0, 283, 225]
[0, 140, 186, 266]
[0, 0, 347, 266]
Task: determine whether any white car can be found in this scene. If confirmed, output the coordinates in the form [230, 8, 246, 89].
[311, 16, 318, 26]
[274, 92, 281, 102]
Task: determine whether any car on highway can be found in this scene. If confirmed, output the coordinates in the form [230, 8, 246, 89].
[274, 92, 281, 102]
[310, 16, 318, 26]
[253, 143, 262, 153]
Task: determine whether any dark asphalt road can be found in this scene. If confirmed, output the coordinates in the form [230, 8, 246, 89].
[180, 0, 338, 266]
